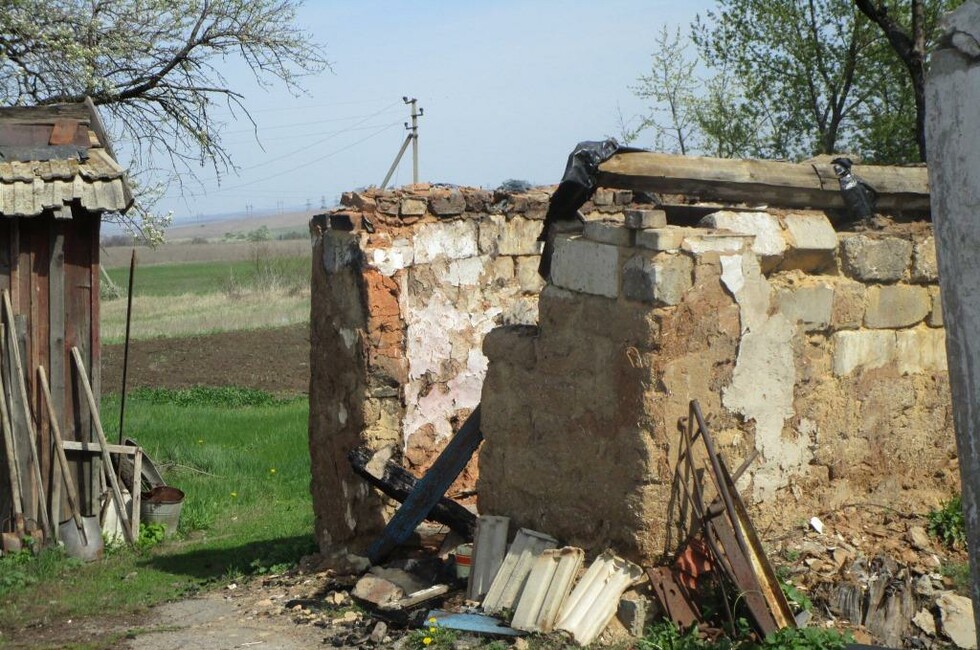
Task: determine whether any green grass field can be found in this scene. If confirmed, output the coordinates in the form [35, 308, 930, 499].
[105, 256, 310, 298]
[0, 388, 314, 640]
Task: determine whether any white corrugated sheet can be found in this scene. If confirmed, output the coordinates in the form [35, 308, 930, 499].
[555, 550, 644, 646]
[482, 528, 558, 614]
[467, 515, 510, 601]
[511, 546, 584, 633]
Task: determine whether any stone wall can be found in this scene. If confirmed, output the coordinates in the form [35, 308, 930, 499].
[309, 184, 552, 550]
[478, 211, 956, 564]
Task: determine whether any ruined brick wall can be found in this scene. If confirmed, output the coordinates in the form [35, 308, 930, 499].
[478, 212, 954, 564]
[309, 184, 553, 551]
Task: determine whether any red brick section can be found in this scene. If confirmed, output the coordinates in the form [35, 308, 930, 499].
[363, 269, 407, 386]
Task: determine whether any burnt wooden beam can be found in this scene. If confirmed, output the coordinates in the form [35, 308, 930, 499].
[366, 405, 482, 563]
[597, 152, 930, 213]
[348, 445, 476, 539]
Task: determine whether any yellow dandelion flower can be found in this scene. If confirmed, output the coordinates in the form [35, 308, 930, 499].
[428, 617, 437, 623]
[230, 492, 238, 498]
[423, 638, 432, 646]
[269, 468, 277, 474]
[429, 627, 436, 633]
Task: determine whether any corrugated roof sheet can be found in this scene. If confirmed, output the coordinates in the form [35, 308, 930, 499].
[0, 103, 132, 217]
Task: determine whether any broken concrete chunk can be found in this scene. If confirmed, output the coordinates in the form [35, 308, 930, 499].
[353, 575, 406, 606]
[938, 592, 977, 649]
[840, 235, 913, 282]
[907, 525, 934, 551]
[913, 607, 938, 636]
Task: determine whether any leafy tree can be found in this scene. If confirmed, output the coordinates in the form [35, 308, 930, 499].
[0, 0, 328, 240]
[680, 0, 961, 162]
[693, 0, 884, 159]
[853, 0, 964, 161]
[631, 26, 700, 155]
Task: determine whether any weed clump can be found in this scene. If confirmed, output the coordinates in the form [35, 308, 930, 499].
[928, 494, 966, 547]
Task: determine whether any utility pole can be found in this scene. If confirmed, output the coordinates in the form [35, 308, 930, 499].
[380, 96, 423, 189]
[926, 7, 980, 644]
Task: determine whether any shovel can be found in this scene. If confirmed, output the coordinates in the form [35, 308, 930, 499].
[38, 366, 103, 561]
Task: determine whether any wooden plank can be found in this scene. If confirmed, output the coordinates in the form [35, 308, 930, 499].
[64, 209, 95, 513]
[348, 445, 476, 538]
[90, 217, 100, 413]
[596, 152, 931, 212]
[3, 290, 52, 539]
[131, 449, 142, 539]
[29, 218, 51, 520]
[367, 406, 483, 564]
[61, 440, 138, 455]
[49, 221, 66, 523]
[71, 346, 134, 545]
[0, 104, 91, 123]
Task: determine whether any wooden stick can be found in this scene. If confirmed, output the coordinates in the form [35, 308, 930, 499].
[60, 440, 138, 455]
[70, 346, 134, 546]
[131, 448, 142, 540]
[0, 292, 51, 539]
[0, 325, 25, 534]
[38, 366, 87, 544]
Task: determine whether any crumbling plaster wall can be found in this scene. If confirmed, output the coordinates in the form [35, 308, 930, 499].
[479, 212, 955, 564]
[310, 184, 562, 550]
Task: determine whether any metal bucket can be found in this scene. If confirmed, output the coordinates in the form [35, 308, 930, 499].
[140, 486, 185, 537]
[59, 516, 104, 562]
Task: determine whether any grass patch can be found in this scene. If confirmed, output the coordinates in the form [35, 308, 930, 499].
[100, 291, 310, 343]
[105, 254, 310, 298]
[0, 389, 314, 637]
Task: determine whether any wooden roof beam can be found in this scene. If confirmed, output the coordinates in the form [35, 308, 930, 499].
[597, 152, 931, 213]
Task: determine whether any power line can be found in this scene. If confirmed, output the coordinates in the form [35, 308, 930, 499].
[220, 108, 404, 136]
[183, 121, 401, 197]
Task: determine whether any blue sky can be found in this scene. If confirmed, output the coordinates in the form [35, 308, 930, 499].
[154, 1, 714, 220]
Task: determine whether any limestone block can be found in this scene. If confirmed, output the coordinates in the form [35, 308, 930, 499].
[584, 221, 633, 247]
[625, 209, 667, 230]
[833, 330, 897, 376]
[682, 233, 752, 255]
[400, 198, 427, 217]
[429, 190, 466, 216]
[912, 235, 939, 283]
[515, 256, 545, 293]
[490, 255, 515, 283]
[445, 257, 487, 287]
[896, 328, 948, 374]
[780, 213, 838, 272]
[774, 284, 833, 331]
[864, 285, 930, 329]
[636, 228, 688, 252]
[368, 238, 413, 277]
[699, 211, 787, 260]
[831, 281, 866, 330]
[413, 220, 479, 263]
[480, 215, 542, 256]
[592, 188, 614, 206]
[622, 253, 694, 306]
[840, 235, 912, 282]
[928, 286, 944, 327]
[937, 592, 977, 650]
[550, 236, 620, 298]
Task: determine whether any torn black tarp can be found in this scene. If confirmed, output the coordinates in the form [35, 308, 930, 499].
[537, 139, 639, 279]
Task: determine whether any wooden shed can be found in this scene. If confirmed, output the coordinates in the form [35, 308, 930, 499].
[0, 100, 132, 526]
